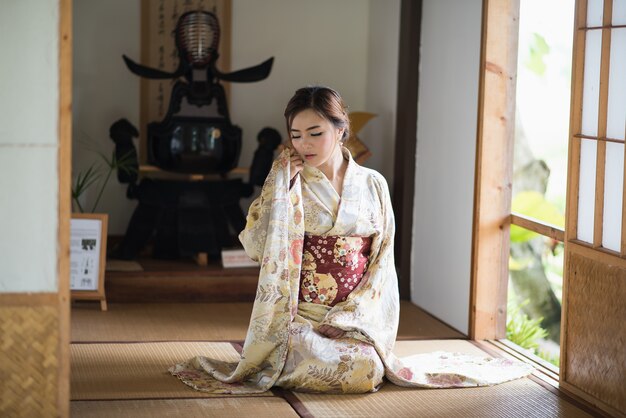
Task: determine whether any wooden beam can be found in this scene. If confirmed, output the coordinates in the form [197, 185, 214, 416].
[510, 213, 565, 242]
[469, 0, 520, 340]
[560, 381, 625, 418]
[0, 293, 59, 306]
[579, 23, 626, 30]
[58, 0, 72, 416]
[568, 239, 626, 269]
[561, 0, 588, 386]
[622, 123, 626, 255]
[566, 8, 587, 241]
[392, 0, 422, 300]
[574, 133, 625, 143]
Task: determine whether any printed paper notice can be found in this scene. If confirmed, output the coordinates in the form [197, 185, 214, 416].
[70, 218, 102, 291]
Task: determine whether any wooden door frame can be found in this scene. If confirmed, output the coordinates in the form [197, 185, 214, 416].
[559, 1, 626, 415]
[58, 0, 72, 415]
[393, 0, 422, 300]
[392, 0, 521, 335]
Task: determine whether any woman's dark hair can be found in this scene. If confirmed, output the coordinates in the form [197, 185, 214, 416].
[284, 86, 350, 142]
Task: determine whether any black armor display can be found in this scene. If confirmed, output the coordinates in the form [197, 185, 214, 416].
[122, 10, 273, 174]
[110, 11, 279, 260]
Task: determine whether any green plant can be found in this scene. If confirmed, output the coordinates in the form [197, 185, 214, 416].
[537, 348, 560, 367]
[506, 298, 548, 351]
[72, 148, 136, 213]
[525, 33, 550, 76]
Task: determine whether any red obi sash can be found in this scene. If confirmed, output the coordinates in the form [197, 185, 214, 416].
[299, 235, 372, 306]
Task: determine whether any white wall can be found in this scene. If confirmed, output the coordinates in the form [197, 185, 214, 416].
[361, 0, 400, 184]
[230, 0, 369, 181]
[0, 1, 59, 292]
[73, 0, 401, 234]
[411, 0, 483, 334]
[72, 0, 140, 234]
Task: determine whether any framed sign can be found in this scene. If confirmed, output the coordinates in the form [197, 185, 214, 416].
[70, 213, 108, 311]
[139, 0, 232, 164]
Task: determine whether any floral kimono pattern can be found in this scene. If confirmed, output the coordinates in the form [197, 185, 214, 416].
[169, 148, 533, 393]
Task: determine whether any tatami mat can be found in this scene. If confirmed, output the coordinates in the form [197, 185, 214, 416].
[71, 398, 298, 418]
[71, 303, 253, 342]
[70, 337, 595, 417]
[71, 301, 463, 342]
[71, 342, 273, 400]
[292, 340, 593, 418]
[105, 259, 144, 272]
[396, 302, 466, 339]
[294, 378, 593, 418]
[392, 339, 487, 357]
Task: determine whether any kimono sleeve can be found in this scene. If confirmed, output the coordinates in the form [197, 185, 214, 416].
[238, 150, 291, 262]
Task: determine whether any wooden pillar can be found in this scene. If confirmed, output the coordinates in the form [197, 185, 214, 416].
[469, 0, 520, 340]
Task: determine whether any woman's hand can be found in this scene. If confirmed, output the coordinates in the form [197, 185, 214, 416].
[318, 324, 346, 339]
[289, 148, 304, 181]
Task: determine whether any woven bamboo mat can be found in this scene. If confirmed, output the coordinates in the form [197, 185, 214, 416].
[71, 303, 253, 342]
[70, 342, 273, 400]
[71, 398, 298, 418]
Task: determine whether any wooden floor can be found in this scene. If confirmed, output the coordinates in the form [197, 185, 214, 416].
[70, 301, 601, 417]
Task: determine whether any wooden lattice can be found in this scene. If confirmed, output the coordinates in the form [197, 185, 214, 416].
[0, 306, 59, 417]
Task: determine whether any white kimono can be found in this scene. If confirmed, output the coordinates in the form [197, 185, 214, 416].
[169, 148, 532, 393]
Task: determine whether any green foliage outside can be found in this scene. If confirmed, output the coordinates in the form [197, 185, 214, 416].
[506, 298, 547, 351]
[510, 191, 565, 243]
[508, 190, 564, 367]
[509, 0, 574, 370]
[524, 33, 550, 76]
[509, 191, 565, 298]
[506, 296, 559, 367]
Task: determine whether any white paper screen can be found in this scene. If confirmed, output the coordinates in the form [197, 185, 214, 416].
[602, 142, 624, 251]
[587, 0, 604, 27]
[581, 30, 602, 136]
[613, 0, 626, 25]
[606, 28, 626, 140]
[578, 139, 598, 243]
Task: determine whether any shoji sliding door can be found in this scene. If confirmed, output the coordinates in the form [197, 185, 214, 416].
[562, 0, 626, 414]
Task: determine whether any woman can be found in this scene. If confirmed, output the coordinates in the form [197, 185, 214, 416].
[169, 86, 532, 394]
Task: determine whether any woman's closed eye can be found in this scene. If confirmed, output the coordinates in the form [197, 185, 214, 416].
[310, 132, 322, 137]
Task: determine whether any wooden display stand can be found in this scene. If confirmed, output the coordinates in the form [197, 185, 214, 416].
[70, 213, 108, 311]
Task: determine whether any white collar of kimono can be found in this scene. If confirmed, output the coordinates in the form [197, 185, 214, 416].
[300, 147, 363, 235]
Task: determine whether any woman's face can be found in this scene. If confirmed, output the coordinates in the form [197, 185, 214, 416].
[290, 109, 343, 168]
